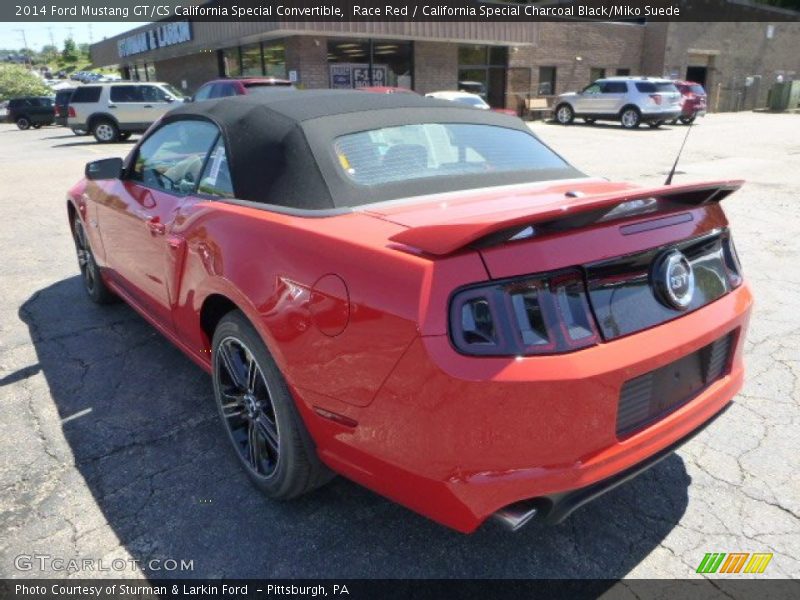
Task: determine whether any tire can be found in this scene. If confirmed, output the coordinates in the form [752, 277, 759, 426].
[620, 107, 641, 129]
[212, 311, 334, 499]
[555, 103, 574, 125]
[679, 116, 696, 125]
[16, 116, 30, 130]
[72, 218, 116, 304]
[119, 132, 132, 141]
[92, 118, 119, 143]
[584, 118, 596, 125]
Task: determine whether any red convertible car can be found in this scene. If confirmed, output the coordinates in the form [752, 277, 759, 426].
[67, 90, 751, 533]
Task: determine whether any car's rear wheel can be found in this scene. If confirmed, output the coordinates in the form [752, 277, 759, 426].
[212, 311, 334, 499]
[72, 219, 116, 304]
[679, 116, 696, 125]
[16, 117, 30, 130]
[92, 119, 119, 143]
[620, 107, 641, 129]
[555, 104, 574, 125]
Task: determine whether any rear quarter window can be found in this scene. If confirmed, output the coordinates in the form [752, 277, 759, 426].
[70, 86, 102, 103]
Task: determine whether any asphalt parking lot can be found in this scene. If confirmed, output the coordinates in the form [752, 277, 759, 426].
[0, 112, 798, 580]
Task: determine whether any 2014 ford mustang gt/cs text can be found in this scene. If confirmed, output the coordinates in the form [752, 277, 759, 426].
[67, 90, 751, 533]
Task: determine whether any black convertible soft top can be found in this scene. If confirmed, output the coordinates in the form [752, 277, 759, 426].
[163, 89, 582, 212]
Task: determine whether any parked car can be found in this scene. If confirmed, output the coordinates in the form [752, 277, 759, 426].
[555, 77, 682, 129]
[67, 82, 186, 143]
[67, 90, 751, 533]
[671, 80, 708, 125]
[425, 90, 518, 116]
[54, 88, 88, 136]
[5, 96, 55, 129]
[192, 77, 294, 101]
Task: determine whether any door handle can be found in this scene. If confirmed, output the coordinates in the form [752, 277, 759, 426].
[147, 216, 166, 235]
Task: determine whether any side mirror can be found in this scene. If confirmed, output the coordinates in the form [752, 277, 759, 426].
[85, 157, 123, 180]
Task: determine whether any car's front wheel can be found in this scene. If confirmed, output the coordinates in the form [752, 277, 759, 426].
[212, 311, 334, 499]
[92, 119, 119, 143]
[16, 116, 30, 130]
[555, 104, 574, 125]
[620, 107, 641, 129]
[72, 219, 116, 304]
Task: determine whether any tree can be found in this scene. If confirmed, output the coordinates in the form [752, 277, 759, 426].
[41, 44, 58, 61]
[0, 64, 50, 101]
[62, 38, 79, 62]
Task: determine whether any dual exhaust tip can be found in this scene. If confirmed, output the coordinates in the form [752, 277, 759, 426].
[490, 500, 542, 531]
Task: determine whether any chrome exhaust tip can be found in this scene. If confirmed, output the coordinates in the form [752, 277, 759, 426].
[491, 500, 539, 531]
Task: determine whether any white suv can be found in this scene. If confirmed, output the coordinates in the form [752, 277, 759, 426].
[554, 77, 682, 129]
[68, 82, 186, 143]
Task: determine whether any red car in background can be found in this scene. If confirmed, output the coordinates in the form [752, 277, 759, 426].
[67, 91, 750, 533]
[192, 77, 294, 101]
[672, 81, 708, 125]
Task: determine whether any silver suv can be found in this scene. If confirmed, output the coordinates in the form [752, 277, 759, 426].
[554, 77, 682, 129]
[68, 82, 186, 143]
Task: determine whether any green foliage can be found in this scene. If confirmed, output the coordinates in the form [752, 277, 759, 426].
[0, 64, 50, 101]
[62, 38, 79, 63]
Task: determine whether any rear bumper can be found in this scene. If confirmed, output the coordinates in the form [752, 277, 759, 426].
[303, 284, 752, 533]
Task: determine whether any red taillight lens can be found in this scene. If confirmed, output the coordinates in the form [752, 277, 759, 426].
[68, 106, 76, 118]
[450, 269, 599, 356]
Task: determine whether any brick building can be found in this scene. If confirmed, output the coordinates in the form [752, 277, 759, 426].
[90, 17, 800, 114]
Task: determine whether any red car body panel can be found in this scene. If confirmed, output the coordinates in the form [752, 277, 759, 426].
[68, 117, 751, 532]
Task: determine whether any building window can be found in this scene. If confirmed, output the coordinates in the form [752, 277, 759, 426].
[538, 66, 557, 95]
[262, 42, 286, 78]
[241, 43, 262, 77]
[458, 44, 508, 108]
[327, 39, 412, 89]
[222, 47, 241, 77]
[616, 68, 631, 76]
[590, 67, 606, 82]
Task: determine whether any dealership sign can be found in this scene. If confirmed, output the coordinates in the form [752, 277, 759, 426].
[330, 64, 388, 89]
[118, 21, 193, 58]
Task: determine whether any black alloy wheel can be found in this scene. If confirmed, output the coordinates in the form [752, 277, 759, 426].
[215, 336, 281, 479]
[72, 219, 115, 304]
[211, 311, 333, 498]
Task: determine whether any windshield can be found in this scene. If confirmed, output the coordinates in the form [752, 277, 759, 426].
[690, 85, 706, 95]
[245, 83, 296, 94]
[160, 84, 184, 99]
[333, 123, 570, 187]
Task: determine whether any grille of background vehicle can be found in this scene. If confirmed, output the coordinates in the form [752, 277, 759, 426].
[616, 331, 735, 437]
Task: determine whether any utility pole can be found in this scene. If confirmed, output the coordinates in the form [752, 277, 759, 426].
[88, 24, 93, 44]
[47, 27, 57, 62]
[13, 28, 32, 68]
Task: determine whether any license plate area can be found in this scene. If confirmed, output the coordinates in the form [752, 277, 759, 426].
[616, 332, 735, 437]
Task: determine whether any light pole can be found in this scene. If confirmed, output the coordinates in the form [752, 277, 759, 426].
[13, 28, 32, 68]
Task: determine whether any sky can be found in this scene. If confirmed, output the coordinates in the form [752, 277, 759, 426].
[0, 22, 140, 52]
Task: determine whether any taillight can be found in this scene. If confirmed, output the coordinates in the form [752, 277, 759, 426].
[722, 234, 743, 289]
[649, 94, 662, 105]
[449, 269, 599, 356]
[68, 106, 76, 118]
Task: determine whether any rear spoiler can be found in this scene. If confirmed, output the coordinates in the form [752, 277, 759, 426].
[388, 180, 743, 256]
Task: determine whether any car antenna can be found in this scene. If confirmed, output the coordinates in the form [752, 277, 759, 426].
[664, 121, 694, 185]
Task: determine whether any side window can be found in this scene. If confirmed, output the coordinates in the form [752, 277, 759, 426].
[130, 120, 219, 195]
[193, 84, 213, 102]
[141, 85, 171, 103]
[198, 138, 235, 199]
[211, 83, 236, 98]
[110, 85, 141, 103]
[70, 86, 102, 103]
[582, 83, 601, 95]
[600, 82, 627, 94]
